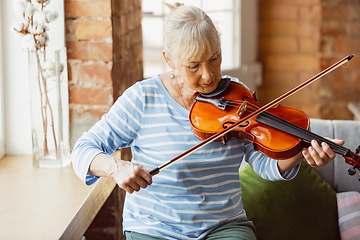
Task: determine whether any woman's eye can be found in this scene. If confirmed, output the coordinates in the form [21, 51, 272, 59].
[210, 55, 218, 61]
[188, 65, 199, 69]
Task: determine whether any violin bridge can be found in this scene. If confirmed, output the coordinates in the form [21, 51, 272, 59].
[237, 102, 248, 118]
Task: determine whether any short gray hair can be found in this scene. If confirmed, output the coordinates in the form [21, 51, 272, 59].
[163, 3, 221, 62]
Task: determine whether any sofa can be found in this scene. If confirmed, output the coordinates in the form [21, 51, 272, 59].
[239, 118, 360, 240]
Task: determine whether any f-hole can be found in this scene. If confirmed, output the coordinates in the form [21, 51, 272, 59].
[223, 121, 250, 129]
[243, 94, 258, 102]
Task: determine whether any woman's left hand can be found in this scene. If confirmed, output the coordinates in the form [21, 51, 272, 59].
[303, 138, 345, 168]
[278, 137, 345, 174]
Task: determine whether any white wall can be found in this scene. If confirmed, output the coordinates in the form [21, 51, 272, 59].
[1, 1, 65, 155]
[0, 1, 5, 158]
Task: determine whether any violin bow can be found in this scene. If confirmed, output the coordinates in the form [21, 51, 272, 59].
[149, 54, 354, 175]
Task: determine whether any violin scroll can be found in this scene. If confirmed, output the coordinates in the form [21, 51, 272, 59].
[346, 145, 360, 180]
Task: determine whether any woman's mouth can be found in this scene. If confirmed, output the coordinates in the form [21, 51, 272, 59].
[202, 82, 213, 87]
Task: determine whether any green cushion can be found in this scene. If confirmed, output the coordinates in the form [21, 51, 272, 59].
[239, 161, 340, 240]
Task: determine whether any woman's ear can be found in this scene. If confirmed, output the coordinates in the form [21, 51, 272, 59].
[163, 51, 175, 69]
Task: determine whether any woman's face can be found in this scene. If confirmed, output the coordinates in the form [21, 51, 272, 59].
[175, 50, 222, 94]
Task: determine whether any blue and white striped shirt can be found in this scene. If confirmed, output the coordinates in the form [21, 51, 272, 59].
[71, 75, 299, 239]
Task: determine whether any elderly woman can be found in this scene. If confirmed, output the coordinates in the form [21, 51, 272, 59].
[71, 3, 343, 240]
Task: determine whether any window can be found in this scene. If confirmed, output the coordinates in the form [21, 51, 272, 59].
[0, 1, 5, 159]
[141, 0, 262, 90]
[1, 1, 66, 156]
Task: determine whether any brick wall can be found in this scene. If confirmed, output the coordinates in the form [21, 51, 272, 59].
[65, 0, 113, 148]
[65, 0, 143, 148]
[65, 0, 142, 239]
[320, 0, 360, 119]
[258, 0, 360, 120]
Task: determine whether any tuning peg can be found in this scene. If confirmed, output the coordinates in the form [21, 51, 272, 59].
[356, 145, 360, 155]
[348, 165, 358, 176]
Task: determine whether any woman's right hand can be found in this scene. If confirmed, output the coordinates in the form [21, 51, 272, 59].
[109, 158, 153, 194]
[89, 153, 153, 194]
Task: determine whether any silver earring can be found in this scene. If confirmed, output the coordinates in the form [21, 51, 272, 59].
[170, 70, 175, 79]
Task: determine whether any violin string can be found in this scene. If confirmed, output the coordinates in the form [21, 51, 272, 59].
[260, 111, 349, 155]
[222, 99, 349, 155]
[245, 101, 348, 154]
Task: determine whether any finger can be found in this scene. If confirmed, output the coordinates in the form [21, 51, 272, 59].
[127, 181, 141, 192]
[308, 143, 325, 167]
[324, 137, 345, 146]
[123, 174, 146, 192]
[303, 149, 316, 167]
[310, 140, 323, 154]
[113, 173, 140, 193]
[132, 165, 153, 187]
[335, 139, 345, 146]
[320, 142, 336, 160]
[140, 168, 153, 185]
[134, 176, 150, 189]
[118, 182, 135, 194]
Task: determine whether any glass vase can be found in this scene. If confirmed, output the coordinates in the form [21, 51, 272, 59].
[28, 47, 71, 168]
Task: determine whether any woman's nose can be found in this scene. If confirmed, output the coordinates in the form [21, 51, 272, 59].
[202, 64, 213, 80]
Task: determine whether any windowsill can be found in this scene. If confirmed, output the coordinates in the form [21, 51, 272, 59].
[0, 155, 116, 240]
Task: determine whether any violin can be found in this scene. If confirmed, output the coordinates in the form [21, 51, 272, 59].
[149, 54, 360, 178]
[190, 78, 310, 160]
[190, 78, 360, 177]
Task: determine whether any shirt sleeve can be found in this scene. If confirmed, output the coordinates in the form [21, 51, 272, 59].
[71, 83, 144, 185]
[243, 141, 300, 181]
